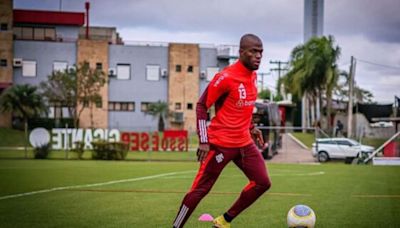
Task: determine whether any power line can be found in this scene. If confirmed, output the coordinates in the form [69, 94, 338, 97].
[269, 60, 289, 80]
[356, 58, 400, 70]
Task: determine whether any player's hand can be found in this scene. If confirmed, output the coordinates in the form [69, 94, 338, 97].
[197, 143, 210, 162]
[251, 127, 264, 145]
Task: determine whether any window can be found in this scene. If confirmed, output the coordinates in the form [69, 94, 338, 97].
[22, 61, 36, 77]
[108, 102, 135, 111]
[0, 59, 7, 67]
[62, 107, 70, 118]
[96, 62, 102, 70]
[117, 64, 130, 80]
[187, 65, 193, 72]
[13, 26, 56, 40]
[175, 102, 182, 110]
[44, 28, 56, 40]
[128, 102, 135, 111]
[22, 27, 33, 40]
[115, 102, 121, 110]
[13, 27, 22, 38]
[33, 28, 45, 40]
[53, 61, 68, 72]
[175, 64, 182, 72]
[187, 103, 193, 110]
[120, 102, 129, 111]
[146, 65, 160, 81]
[48, 107, 55, 118]
[108, 102, 115, 111]
[206, 67, 219, 81]
[0, 23, 7, 31]
[141, 102, 150, 112]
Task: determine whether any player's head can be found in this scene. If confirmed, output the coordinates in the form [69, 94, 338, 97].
[239, 34, 263, 71]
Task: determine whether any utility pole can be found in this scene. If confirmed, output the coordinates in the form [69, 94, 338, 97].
[257, 72, 270, 92]
[270, 60, 288, 80]
[347, 56, 356, 138]
[270, 60, 288, 94]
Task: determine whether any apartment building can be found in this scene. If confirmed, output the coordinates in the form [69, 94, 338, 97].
[0, 0, 238, 132]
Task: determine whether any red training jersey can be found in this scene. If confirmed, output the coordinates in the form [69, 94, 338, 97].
[197, 61, 257, 148]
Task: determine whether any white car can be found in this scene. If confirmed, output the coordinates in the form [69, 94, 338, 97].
[312, 138, 375, 163]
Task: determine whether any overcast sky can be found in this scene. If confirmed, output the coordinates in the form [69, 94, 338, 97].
[14, 0, 400, 103]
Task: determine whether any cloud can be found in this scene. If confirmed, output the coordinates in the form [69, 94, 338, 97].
[325, 0, 400, 43]
[13, 0, 400, 102]
[335, 35, 400, 102]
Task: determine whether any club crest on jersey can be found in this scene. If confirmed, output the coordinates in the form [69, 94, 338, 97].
[215, 153, 224, 163]
[238, 83, 246, 99]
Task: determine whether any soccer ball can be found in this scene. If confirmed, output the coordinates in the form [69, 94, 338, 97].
[287, 204, 316, 228]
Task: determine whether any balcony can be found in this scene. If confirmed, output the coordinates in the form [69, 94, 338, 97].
[217, 45, 239, 60]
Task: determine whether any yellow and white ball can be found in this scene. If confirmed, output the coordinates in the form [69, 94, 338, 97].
[287, 204, 316, 228]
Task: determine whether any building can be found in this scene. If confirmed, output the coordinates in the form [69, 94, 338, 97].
[303, 0, 324, 42]
[0, 0, 238, 132]
[302, 0, 324, 129]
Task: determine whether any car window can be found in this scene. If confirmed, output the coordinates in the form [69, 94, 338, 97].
[348, 139, 360, 146]
[337, 140, 351, 146]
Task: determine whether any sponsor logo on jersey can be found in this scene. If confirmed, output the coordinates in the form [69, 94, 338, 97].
[236, 99, 256, 108]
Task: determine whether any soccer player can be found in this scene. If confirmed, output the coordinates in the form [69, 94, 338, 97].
[172, 34, 271, 228]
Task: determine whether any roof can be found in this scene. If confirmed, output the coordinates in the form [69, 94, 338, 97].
[14, 9, 85, 26]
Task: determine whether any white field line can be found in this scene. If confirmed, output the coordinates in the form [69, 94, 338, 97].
[287, 133, 309, 149]
[0, 170, 195, 201]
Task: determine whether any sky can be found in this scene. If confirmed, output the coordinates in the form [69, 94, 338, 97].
[14, 0, 400, 104]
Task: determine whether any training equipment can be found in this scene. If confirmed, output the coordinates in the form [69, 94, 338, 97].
[198, 213, 214, 222]
[287, 205, 316, 228]
[213, 215, 231, 228]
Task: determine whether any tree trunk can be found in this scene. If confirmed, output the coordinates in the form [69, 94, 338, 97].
[327, 93, 333, 135]
[90, 102, 94, 128]
[159, 115, 165, 132]
[310, 96, 315, 127]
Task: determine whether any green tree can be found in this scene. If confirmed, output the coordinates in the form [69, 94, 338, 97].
[258, 89, 283, 102]
[283, 35, 341, 130]
[40, 67, 76, 127]
[40, 61, 106, 128]
[335, 70, 374, 103]
[0, 84, 48, 157]
[145, 101, 168, 131]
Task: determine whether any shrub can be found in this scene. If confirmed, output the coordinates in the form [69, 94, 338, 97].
[91, 140, 129, 160]
[33, 143, 51, 159]
[72, 141, 85, 159]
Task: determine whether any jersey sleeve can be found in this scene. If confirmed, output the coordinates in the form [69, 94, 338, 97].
[196, 73, 230, 144]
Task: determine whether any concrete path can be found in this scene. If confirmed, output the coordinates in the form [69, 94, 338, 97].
[268, 133, 317, 164]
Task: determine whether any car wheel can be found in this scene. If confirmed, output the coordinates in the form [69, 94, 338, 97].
[318, 151, 329, 162]
[345, 157, 354, 164]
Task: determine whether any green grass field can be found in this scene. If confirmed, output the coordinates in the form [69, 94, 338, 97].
[1, 159, 399, 227]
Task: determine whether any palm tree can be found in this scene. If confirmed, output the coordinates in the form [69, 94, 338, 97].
[0, 84, 48, 157]
[335, 70, 374, 104]
[282, 35, 341, 131]
[145, 101, 168, 131]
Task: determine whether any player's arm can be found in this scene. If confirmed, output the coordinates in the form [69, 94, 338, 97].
[196, 73, 230, 161]
[250, 125, 264, 146]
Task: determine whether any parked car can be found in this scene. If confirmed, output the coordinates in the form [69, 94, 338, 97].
[312, 138, 375, 163]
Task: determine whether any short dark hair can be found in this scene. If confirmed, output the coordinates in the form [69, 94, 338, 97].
[240, 34, 262, 49]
